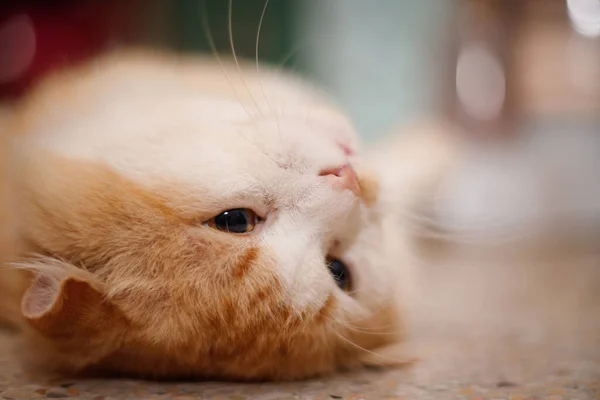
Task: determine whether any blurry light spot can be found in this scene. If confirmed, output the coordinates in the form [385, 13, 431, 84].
[0, 14, 36, 84]
[566, 34, 600, 94]
[455, 44, 506, 121]
[567, 0, 600, 38]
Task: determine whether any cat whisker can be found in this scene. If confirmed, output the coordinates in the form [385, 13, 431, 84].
[273, 33, 336, 75]
[199, 0, 279, 167]
[387, 205, 528, 244]
[200, 2, 254, 125]
[228, 0, 263, 117]
[324, 315, 402, 336]
[331, 328, 408, 366]
[255, 0, 275, 117]
[334, 294, 400, 327]
[271, 34, 335, 134]
[390, 185, 600, 245]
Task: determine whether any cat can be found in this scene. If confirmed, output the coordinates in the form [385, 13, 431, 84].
[0, 49, 457, 381]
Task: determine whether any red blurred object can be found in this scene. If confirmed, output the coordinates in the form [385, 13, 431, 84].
[0, 0, 134, 100]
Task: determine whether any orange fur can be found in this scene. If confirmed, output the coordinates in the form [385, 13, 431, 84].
[0, 50, 420, 381]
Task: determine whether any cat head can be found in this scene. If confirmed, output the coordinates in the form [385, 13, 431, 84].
[6, 51, 406, 380]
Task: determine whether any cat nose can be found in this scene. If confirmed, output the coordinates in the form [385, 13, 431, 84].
[319, 164, 361, 197]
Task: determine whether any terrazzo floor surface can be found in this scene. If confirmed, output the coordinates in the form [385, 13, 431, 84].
[1, 331, 599, 400]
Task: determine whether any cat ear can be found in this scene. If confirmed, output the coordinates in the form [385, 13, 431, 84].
[22, 271, 129, 342]
[22, 273, 115, 335]
[20, 266, 128, 368]
[358, 342, 418, 370]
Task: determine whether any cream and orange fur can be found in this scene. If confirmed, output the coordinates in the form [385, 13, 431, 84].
[0, 50, 456, 381]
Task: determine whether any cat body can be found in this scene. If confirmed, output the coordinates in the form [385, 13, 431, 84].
[0, 50, 456, 380]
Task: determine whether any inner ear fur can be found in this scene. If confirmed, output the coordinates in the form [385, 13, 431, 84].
[22, 274, 126, 336]
[19, 258, 128, 370]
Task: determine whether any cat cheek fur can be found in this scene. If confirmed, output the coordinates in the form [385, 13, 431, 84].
[6, 154, 337, 380]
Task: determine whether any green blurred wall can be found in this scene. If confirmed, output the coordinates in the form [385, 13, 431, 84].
[161, 0, 450, 142]
[172, 0, 297, 67]
[295, 0, 452, 141]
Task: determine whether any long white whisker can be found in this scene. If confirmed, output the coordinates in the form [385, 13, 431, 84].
[271, 33, 339, 143]
[255, 0, 275, 115]
[271, 32, 336, 76]
[200, 1, 255, 124]
[332, 329, 407, 365]
[228, 0, 263, 116]
[324, 315, 401, 335]
[200, 1, 278, 165]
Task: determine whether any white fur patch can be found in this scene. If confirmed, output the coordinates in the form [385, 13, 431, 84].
[15, 56, 369, 319]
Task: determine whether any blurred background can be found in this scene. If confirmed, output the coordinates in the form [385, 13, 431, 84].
[1, 0, 599, 241]
[0, 0, 599, 385]
[1, 0, 597, 135]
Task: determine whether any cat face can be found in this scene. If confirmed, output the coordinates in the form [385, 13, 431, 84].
[7, 52, 404, 380]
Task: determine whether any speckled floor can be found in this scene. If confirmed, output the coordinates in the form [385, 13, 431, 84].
[1, 331, 599, 400]
[1, 244, 599, 400]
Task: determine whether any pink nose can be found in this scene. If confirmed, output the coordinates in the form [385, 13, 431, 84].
[319, 164, 361, 197]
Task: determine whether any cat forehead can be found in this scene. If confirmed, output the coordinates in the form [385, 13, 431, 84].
[25, 95, 344, 185]
[16, 54, 356, 199]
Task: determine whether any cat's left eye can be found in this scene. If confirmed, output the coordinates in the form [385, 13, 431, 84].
[205, 208, 260, 234]
[327, 257, 351, 292]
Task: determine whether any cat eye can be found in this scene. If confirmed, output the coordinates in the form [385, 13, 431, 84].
[327, 257, 351, 292]
[206, 208, 260, 234]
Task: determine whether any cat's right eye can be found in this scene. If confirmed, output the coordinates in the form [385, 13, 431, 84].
[205, 208, 260, 234]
